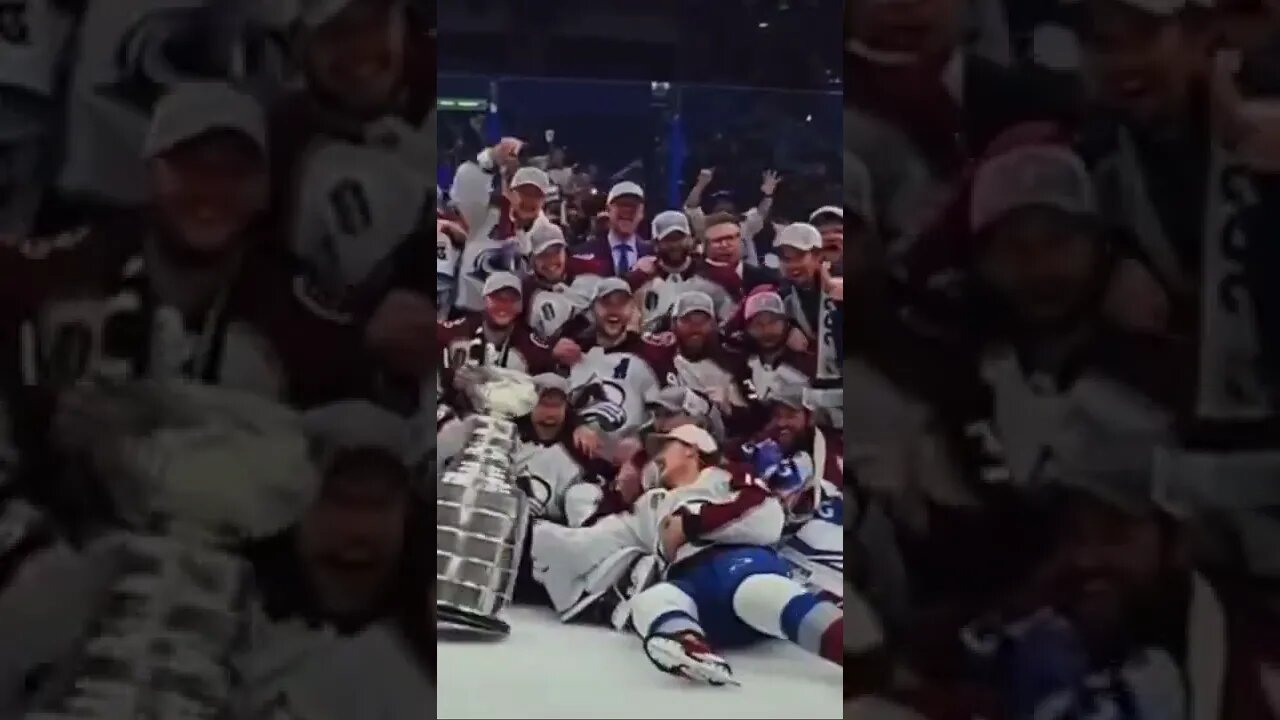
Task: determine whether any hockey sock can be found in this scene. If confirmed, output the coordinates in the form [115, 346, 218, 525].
[732, 574, 851, 665]
[630, 582, 703, 638]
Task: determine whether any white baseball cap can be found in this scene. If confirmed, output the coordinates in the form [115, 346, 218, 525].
[652, 210, 692, 241]
[530, 222, 567, 255]
[648, 423, 719, 454]
[512, 166, 553, 195]
[483, 271, 523, 297]
[607, 181, 645, 204]
[775, 222, 823, 252]
[744, 291, 787, 320]
[808, 205, 844, 225]
[143, 83, 266, 159]
[970, 145, 1097, 234]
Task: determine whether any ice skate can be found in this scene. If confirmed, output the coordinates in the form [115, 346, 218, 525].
[643, 632, 739, 686]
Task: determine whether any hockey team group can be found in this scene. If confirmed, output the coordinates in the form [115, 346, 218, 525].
[434, 135, 851, 687]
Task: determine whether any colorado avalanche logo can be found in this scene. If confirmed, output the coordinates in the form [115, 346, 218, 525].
[515, 472, 554, 518]
[571, 379, 629, 432]
[469, 244, 528, 285]
[102, 6, 290, 117]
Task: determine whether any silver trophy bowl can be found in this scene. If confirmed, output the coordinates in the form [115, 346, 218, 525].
[436, 368, 537, 637]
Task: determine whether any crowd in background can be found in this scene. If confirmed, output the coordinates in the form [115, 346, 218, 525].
[0, 0, 435, 717]
[844, 0, 1280, 717]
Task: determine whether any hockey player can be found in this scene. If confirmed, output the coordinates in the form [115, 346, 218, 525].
[437, 271, 555, 406]
[277, 0, 434, 309]
[666, 290, 752, 425]
[735, 289, 817, 435]
[775, 222, 843, 380]
[628, 424, 845, 685]
[0, 84, 404, 417]
[449, 140, 552, 313]
[562, 278, 676, 457]
[627, 210, 740, 330]
[512, 374, 612, 527]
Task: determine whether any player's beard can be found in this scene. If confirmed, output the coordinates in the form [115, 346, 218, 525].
[677, 333, 714, 361]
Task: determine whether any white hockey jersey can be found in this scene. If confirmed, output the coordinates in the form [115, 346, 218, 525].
[512, 440, 597, 527]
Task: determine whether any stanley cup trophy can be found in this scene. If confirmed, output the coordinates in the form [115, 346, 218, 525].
[23, 381, 316, 720]
[437, 365, 538, 637]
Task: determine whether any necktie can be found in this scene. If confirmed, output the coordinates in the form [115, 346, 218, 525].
[615, 244, 632, 275]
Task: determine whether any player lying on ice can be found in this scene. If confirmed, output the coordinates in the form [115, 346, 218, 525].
[617, 423, 848, 685]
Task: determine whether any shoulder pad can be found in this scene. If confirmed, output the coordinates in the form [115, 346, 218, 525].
[643, 331, 676, 347]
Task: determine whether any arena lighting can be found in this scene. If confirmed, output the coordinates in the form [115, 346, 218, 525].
[759, 21, 769, 28]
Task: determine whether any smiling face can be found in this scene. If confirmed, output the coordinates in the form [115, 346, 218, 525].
[483, 287, 522, 328]
[150, 130, 267, 259]
[1081, 0, 1197, 126]
[1054, 495, 1170, 653]
[298, 450, 408, 622]
[608, 196, 644, 236]
[593, 291, 633, 338]
[303, 0, 406, 116]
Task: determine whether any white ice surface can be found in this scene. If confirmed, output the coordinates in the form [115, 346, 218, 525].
[437, 606, 843, 719]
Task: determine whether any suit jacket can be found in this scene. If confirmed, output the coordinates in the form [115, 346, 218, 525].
[567, 236, 654, 277]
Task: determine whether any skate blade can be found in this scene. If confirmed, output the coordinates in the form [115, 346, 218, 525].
[647, 637, 739, 686]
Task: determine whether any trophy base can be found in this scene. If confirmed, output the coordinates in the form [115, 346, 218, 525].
[437, 605, 511, 639]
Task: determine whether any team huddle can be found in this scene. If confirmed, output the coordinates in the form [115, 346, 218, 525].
[434, 136, 850, 684]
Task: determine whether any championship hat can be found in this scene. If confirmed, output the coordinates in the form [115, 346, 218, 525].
[143, 83, 266, 160]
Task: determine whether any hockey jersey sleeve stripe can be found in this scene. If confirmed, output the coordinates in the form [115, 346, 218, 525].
[678, 484, 772, 539]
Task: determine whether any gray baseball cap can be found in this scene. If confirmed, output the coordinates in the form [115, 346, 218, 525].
[530, 222, 567, 255]
[512, 166, 553, 195]
[143, 83, 266, 160]
[532, 372, 570, 396]
[763, 382, 808, 410]
[594, 276, 633, 301]
[483, 271, 523, 297]
[969, 145, 1097, 234]
[302, 400, 412, 467]
[645, 386, 712, 418]
[652, 210, 692, 241]
[671, 290, 716, 320]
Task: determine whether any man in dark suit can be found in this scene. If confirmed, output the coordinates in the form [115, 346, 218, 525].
[567, 181, 653, 277]
[703, 210, 780, 295]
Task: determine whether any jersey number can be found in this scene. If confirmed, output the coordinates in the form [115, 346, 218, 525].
[612, 357, 631, 380]
[0, 2, 29, 45]
[329, 179, 373, 237]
